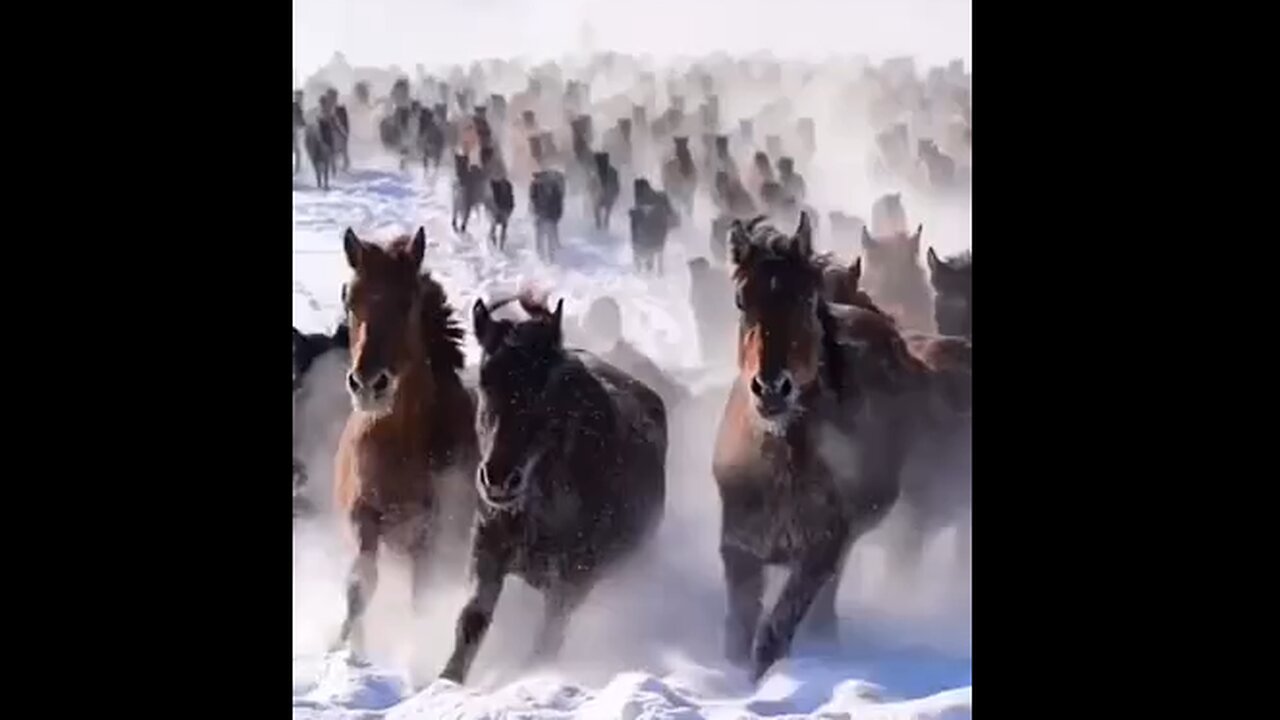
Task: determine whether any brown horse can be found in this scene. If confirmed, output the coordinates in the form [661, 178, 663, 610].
[330, 227, 478, 659]
[926, 247, 972, 339]
[440, 294, 668, 684]
[859, 225, 935, 333]
[712, 213, 922, 681]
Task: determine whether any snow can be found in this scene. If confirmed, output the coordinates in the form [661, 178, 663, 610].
[293, 154, 971, 719]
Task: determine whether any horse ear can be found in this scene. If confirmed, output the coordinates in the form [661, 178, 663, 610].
[926, 246, 940, 273]
[792, 212, 813, 257]
[860, 226, 878, 252]
[551, 298, 565, 336]
[909, 224, 924, 256]
[849, 257, 862, 285]
[342, 228, 362, 269]
[472, 298, 491, 344]
[410, 227, 426, 267]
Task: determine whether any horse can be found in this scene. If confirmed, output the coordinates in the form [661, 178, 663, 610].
[825, 211, 866, 260]
[293, 91, 305, 176]
[869, 192, 909, 238]
[440, 294, 668, 684]
[485, 178, 515, 250]
[451, 154, 486, 234]
[590, 151, 621, 230]
[687, 258, 737, 367]
[304, 116, 337, 191]
[293, 323, 350, 517]
[418, 107, 445, 173]
[859, 225, 936, 333]
[777, 157, 806, 205]
[926, 247, 972, 339]
[660, 136, 698, 218]
[712, 213, 914, 681]
[324, 88, 351, 172]
[530, 169, 566, 262]
[330, 228, 479, 661]
[579, 296, 690, 410]
[630, 178, 678, 275]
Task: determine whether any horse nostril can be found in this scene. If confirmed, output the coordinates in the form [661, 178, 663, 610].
[750, 376, 764, 397]
[371, 372, 390, 394]
[504, 471, 523, 490]
[778, 376, 792, 396]
[346, 372, 361, 393]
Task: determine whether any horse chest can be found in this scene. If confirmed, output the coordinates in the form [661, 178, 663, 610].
[352, 445, 434, 510]
[500, 508, 599, 589]
[721, 457, 847, 563]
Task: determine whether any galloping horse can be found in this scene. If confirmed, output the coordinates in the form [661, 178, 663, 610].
[330, 228, 478, 659]
[441, 294, 668, 684]
[712, 213, 916, 680]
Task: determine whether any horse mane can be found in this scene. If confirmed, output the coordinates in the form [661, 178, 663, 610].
[376, 234, 465, 377]
[729, 215, 816, 283]
[417, 271, 466, 376]
[816, 300, 845, 400]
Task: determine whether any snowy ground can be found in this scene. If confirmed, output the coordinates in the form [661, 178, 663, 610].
[292, 156, 972, 719]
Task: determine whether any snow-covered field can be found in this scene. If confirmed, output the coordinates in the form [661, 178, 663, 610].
[292, 155, 972, 719]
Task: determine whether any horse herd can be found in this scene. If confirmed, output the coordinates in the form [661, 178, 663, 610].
[292, 51, 971, 686]
[291, 209, 972, 686]
[292, 51, 971, 274]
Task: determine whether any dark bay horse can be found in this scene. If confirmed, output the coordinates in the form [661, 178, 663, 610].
[712, 213, 919, 680]
[926, 247, 972, 339]
[440, 294, 668, 684]
[330, 228, 478, 659]
[859, 225, 935, 334]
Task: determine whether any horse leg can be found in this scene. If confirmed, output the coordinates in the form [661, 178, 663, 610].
[751, 540, 844, 681]
[333, 510, 380, 658]
[799, 543, 852, 645]
[721, 544, 764, 667]
[440, 535, 507, 684]
[529, 581, 590, 665]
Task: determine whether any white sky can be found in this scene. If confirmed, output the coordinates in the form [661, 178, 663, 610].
[292, 0, 972, 78]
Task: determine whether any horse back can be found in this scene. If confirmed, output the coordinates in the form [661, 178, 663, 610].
[569, 351, 668, 507]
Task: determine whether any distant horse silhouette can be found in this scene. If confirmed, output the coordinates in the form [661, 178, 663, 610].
[451, 154, 485, 234]
[304, 115, 337, 191]
[486, 178, 515, 250]
[590, 151, 621, 230]
[630, 178, 678, 275]
[441, 294, 667, 683]
[330, 228, 478, 660]
[530, 169, 566, 262]
[661, 136, 698, 218]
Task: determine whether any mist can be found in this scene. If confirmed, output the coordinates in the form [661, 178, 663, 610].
[292, 0, 972, 80]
